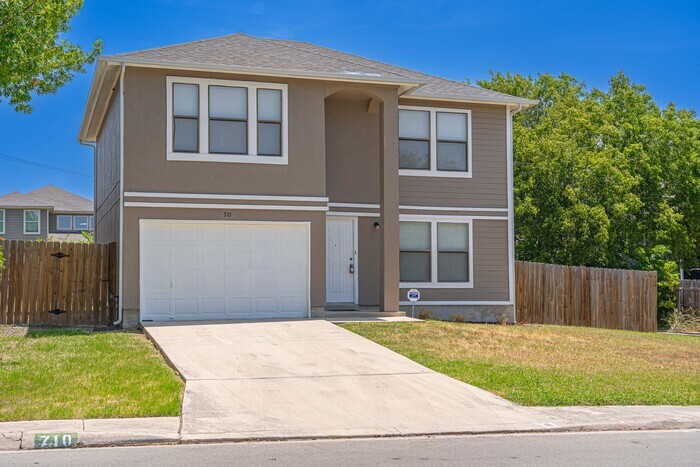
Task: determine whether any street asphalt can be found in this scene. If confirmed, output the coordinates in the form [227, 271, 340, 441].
[1, 430, 698, 466]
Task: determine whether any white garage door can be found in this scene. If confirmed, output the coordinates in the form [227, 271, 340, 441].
[140, 221, 309, 321]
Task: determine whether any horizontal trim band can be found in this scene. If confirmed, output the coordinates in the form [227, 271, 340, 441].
[327, 211, 380, 218]
[400, 205, 508, 212]
[124, 192, 329, 203]
[125, 202, 329, 211]
[328, 202, 380, 209]
[399, 301, 514, 306]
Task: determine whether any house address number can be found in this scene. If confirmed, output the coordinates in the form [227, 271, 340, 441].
[34, 433, 78, 449]
[223, 211, 232, 218]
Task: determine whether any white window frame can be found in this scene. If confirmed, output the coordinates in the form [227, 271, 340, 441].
[23, 209, 41, 235]
[56, 215, 73, 231]
[166, 76, 289, 165]
[89, 215, 94, 231]
[0, 209, 4, 235]
[398, 105, 472, 178]
[73, 215, 89, 231]
[399, 215, 473, 289]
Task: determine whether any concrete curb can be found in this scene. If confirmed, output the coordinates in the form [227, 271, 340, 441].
[1, 415, 699, 451]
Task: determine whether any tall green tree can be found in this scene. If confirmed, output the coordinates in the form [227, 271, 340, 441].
[478, 71, 700, 319]
[0, 0, 102, 112]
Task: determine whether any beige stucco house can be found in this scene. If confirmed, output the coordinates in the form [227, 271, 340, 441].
[78, 33, 537, 326]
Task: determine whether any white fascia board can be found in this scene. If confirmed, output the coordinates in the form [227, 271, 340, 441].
[403, 92, 539, 107]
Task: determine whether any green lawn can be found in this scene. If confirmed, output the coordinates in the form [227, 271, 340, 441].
[0, 328, 183, 422]
[340, 321, 700, 406]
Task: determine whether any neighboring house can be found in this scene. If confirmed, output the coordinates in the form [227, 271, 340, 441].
[0, 185, 94, 241]
[78, 33, 537, 326]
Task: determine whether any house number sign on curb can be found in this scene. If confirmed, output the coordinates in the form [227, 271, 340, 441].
[34, 433, 78, 449]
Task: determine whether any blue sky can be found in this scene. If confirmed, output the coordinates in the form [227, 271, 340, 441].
[1, 0, 698, 199]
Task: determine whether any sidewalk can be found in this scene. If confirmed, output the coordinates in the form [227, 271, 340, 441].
[2, 406, 699, 450]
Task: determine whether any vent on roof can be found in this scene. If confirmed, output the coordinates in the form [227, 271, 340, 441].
[341, 71, 382, 77]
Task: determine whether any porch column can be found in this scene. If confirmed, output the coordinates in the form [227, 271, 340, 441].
[379, 97, 400, 312]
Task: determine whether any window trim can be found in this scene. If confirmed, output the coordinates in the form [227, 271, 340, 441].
[399, 216, 473, 288]
[56, 215, 73, 231]
[0, 209, 4, 235]
[166, 76, 288, 165]
[23, 209, 41, 235]
[398, 105, 472, 178]
[73, 215, 89, 231]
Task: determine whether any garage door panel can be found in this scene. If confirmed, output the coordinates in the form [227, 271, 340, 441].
[200, 273, 225, 289]
[142, 223, 171, 242]
[226, 272, 252, 290]
[278, 271, 306, 289]
[142, 249, 171, 270]
[252, 248, 276, 268]
[141, 222, 308, 321]
[173, 298, 198, 317]
[254, 297, 278, 314]
[200, 298, 226, 317]
[173, 224, 198, 241]
[144, 299, 171, 319]
[200, 249, 225, 268]
[174, 249, 197, 267]
[174, 273, 198, 290]
[226, 249, 251, 269]
[227, 298, 252, 315]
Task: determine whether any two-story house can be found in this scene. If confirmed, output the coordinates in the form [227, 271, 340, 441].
[78, 34, 536, 327]
[0, 185, 94, 241]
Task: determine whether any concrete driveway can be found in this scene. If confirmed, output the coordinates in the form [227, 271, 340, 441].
[144, 319, 543, 440]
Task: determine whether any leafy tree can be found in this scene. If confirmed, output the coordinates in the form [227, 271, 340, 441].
[0, 0, 102, 112]
[80, 230, 94, 244]
[478, 71, 700, 321]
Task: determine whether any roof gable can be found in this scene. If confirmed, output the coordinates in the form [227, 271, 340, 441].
[25, 185, 93, 213]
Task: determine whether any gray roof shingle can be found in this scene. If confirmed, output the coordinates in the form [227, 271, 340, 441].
[0, 192, 50, 208]
[0, 186, 92, 212]
[25, 185, 92, 213]
[107, 33, 534, 104]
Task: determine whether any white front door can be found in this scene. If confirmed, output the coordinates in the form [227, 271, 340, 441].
[326, 218, 355, 303]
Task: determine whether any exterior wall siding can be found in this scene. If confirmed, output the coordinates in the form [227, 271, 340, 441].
[325, 98, 380, 204]
[399, 219, 510, 302]
[122, 67, 327, 197]
[357, 216, 381, 305]
[398, 99, 507, 208]
[1, 208, 49, 240]
[95, 90, 121, 245]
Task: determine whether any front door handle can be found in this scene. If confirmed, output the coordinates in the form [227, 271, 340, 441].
[349, 264, 355, 274]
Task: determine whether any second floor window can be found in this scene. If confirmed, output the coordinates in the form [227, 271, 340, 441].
[399, 106, 472, 178]
[168, 77, 288, 164]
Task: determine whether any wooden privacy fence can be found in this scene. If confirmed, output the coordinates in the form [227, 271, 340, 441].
[515, 261, 657, 332]
[0, 240, 117, 326]
[678, 279, 700, 309]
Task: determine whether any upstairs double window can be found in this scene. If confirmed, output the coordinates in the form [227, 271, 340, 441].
[399, 106, 472, 177]
[167, 77, 288, 164]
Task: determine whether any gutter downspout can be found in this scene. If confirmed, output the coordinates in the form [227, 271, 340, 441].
[507, 104, 522, 323]
[114, 62, 125, 326]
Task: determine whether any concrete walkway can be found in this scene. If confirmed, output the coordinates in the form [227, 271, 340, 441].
[2, 319, 699, 450]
